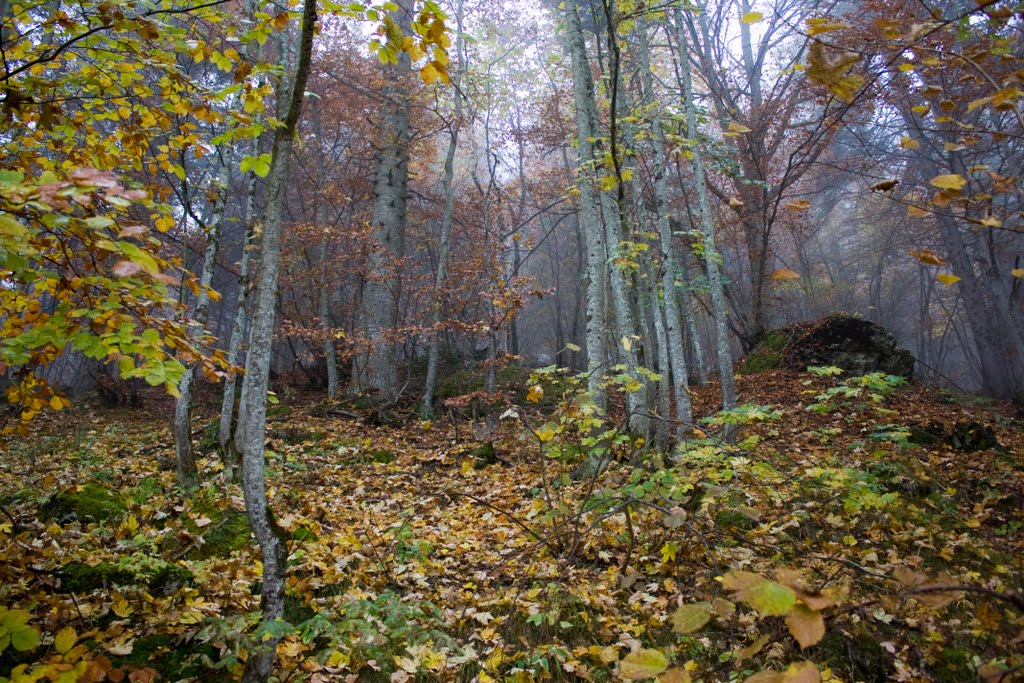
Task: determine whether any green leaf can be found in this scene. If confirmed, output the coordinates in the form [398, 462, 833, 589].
[620, 648, 669, 680]
[671, 603, 713, 634]
[745, 581, 798, 616]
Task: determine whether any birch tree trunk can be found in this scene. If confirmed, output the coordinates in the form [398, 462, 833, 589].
[234, 0, 316, 677]
[173, 165, 227, 492]
[673, 6, 736, 417]
[351, 0, 413, 402]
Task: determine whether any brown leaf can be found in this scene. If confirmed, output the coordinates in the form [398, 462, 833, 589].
[785, 603, 825, 649]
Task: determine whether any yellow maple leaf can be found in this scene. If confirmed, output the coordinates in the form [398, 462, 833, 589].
[936, 273, 961, 285]
[526, 385, 543, 403]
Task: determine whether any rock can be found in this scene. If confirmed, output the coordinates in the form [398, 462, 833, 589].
[785, 316, 915, 377]
[948, 421, 999, 452]
[908, 420, 1000, 452]
[744, 316, 915, 377]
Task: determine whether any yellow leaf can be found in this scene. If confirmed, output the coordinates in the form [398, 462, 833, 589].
[806, 17, 848, 35]
[526, 385, 543, 403]
[929, 174, 966, 192]
[770, 267, 800, 280]
[741, 11, 763, 24]
[620, 649, 669, 680]
[55, 626, 77, 655]
[49, 395, 64, 411]
[111, 592, 133, 618]
[936, 273, 961, 285]
[119, 515, 139, 534]
[1012, 269, 1024, 278]
[910, 249, 945, 266]
[978, 216, 1002, 228]
[907, 206, 930, 218]
[420, 62, 439, 84]
[785, 199, 811, 211]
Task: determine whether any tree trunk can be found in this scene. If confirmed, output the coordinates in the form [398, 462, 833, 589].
[673, 6, 736, 418]
[421, 0, 464, 419]
[350, 0, 413, 402]
[234, 0, 316, 678]
[218, 174, 256, 483]
[173, 165, 226, 492]
[639, 22, 693, 437]
[561, 0, 607, 411]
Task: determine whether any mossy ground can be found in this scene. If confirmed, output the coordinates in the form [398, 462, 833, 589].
[59, 554, 194, 594]
[40, 482, 127, 523]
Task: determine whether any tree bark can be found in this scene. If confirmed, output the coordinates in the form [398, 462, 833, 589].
[173, 164, 226, 492]
[673, 6, 736, 418]
[561, 0, 608, 411]
[351, 0, 413, 401]
[234, 0, 317, 678]
[639, 21, 693, 438]
[421, 0, 464, 419]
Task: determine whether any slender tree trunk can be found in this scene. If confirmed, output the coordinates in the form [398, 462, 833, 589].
[311, 101, 339, 398]
[234, 0, 316, 678]
[421, 0, 464, 418]
[639, 22, 693, 437]
[173, 165, 227, 492]
[562, 0, 607, 411]
[351, 0, 413, 401]
[218, 174, 256, 482]
[673, 6, 736, 417]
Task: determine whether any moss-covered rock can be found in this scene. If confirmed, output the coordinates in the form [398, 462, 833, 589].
[58, 553, 193, 594]
[41, 482, 127, 523]
[740, 330, 791, 374]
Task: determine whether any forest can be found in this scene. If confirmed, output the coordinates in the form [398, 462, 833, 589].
[1, 0, 1023, 680]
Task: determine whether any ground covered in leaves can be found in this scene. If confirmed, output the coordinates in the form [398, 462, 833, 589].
[1, 368, 1022, 682]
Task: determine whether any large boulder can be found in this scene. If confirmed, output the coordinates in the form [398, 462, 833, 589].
[743, 316, 915, 378]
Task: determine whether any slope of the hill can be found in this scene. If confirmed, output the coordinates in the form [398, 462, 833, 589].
[0, 368, 1021, 682]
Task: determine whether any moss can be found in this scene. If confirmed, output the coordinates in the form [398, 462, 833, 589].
[739, 330, 790, 374]
[41, 482, 127, 523]
[113, 633, 230, 682]
[470, 443, 497, 469]
[127, 477, 163, 506]
[58, 554, 193, 594]
[192, 508, 251, 560]
[814, 627, 893, 682]
[163, 493, 252, 560]
[714, 509, 756, 531]
[931, 646, 975, 683]
[197, 422, 219, 454]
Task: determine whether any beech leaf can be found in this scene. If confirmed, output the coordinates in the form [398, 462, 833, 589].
[620, 648, 669, 680]
[671, 602, 713, 634]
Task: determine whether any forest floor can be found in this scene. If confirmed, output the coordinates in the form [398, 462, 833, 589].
[1, 368, 1022, 682]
